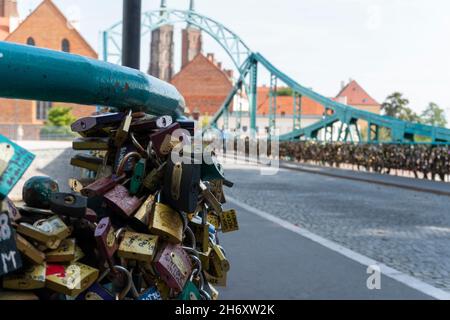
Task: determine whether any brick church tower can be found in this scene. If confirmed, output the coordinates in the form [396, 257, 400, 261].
[148, 0, 174, 82]
[181, 0, 202, 69]
[0, 0, 19, 40]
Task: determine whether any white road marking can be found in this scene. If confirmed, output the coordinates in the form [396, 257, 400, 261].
[227, 196, 450, 300]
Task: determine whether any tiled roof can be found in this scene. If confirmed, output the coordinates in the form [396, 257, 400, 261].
[257, 86, 324, 116]
[335, 80, 379, 106]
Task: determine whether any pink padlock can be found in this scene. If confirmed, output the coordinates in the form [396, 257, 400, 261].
[154, 243, 192, 293]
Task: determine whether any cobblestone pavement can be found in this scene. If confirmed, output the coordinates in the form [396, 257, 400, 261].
[223, 161, 450, 291]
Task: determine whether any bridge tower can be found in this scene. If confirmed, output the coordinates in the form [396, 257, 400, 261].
[181, 0, 202, 69]
[0, 0, 19, 40]
[148, 0, 174, 81]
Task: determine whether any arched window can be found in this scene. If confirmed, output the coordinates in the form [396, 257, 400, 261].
[61, 39, 70, 52]
[26, 37, 35, 46]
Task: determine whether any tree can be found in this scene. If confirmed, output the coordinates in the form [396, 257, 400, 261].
[381, 92, 410, 118]
[398, 106, 421, 123]
[421, 102, 447, 128]
[46, 106, 76, 127]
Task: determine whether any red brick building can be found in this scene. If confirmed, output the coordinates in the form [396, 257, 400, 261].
[171, 53, 233, 117]
[0, 0, 98, 140]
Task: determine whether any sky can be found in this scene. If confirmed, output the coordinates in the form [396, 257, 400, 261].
[18, 0, 450, 122]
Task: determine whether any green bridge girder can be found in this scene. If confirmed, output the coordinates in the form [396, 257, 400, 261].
[102, 7, 450, 144]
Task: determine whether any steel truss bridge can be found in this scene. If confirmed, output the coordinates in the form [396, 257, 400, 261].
[103, 8, 450, 144]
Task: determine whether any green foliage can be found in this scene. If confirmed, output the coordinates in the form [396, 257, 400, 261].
[40, 126, 77, 140]
[381, 92, 410, 118]
[398, 107, 421, 123]
[276, 87, 294, 96]
[46, 106, 76, 127]
[420, 102, 447, 128]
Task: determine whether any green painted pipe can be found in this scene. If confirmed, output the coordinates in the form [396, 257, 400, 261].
[0, 41, 185, 118]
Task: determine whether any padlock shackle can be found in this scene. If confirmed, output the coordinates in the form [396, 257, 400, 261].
[0, 42, 186, 119]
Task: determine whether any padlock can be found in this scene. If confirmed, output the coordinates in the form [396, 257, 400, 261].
[114, 144, 139, 174]
[94, 217, 118, 268]
[199, 181, 223, 215]
[143, 162, 166, 193]
[71, 112, 125, 134]
[204, 281, 219, 300]
[204, 270, 227, 288]
[1, 197, 22, 222]
[0, 291, 39, 300]
[103, 184, 143, 219]
[207, 212, 221, 230]
[75, 268, 116, 301]
[49, 193, 88, 218]
[209, 180, 226, 204]
[130, 115, 173, 133]
[17, 216, 71, 249]
[137, 286, 163, 300]
[22, 176, 60, 210]
[72, 245, 85, 263]
[148, 202, 184, 244]
[130, 194, 155, 232]
[219, 209, 239, 233]
[201, 154, 226, 182]
[149, 122, 181, 158]
[129, 158, 146, 195]
[46, 238, 76, 263]
[15, 233, 45, 265]
[178, 271, 202, 300]
[68, 178, 94, 194]
[81, 174, 126, 198]
[72, 137, 111, 151]
[154, 243, 192, 293]
[209, 243, 230, 278]
[117, 231, 158, 263]
[189, 215, 210, 253]
[3, 263, 47, 290]
[70, 154, 104, 172]
[162, 157, 201, 213]
[45, 262, 99, 297]
[114, 110, 133, 147]
[177, 119, 196, 136]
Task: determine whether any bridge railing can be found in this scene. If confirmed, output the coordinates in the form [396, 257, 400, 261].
[0, 42, 186, 119]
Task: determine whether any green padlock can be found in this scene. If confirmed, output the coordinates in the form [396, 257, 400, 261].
[22, 176, 59, 209]
[130, 158, 146, 195]
[201, 155, 225, 181]
[178, 279, 202, 301]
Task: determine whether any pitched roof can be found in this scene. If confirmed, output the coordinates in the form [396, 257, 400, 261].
[335, 80, 379, 106]
[5, 0, 97, 57]
[257, 86, 324, 116]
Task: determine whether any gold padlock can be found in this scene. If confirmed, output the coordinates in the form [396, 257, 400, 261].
[3, 263, 47, 290]
[204, 270, 227, 288]
[17, 216, 71, 250]
[132, 194, 155, 229]
[0, 291, 39, 300]
[149, 202, 183, 244]
[15, 233, 46, 265]
[207, 212, 221, 230]
[45, 262, 99, 297]
[46, 238, 76, 263]
[206, 282, 219, 300]
[71, 245, 85, 263]
[117, 231, 159, 262]
[219, 209, 239, 233]
[209, 243, 230, 277]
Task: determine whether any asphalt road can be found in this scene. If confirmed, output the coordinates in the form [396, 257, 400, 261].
[218, 200, 433, 300]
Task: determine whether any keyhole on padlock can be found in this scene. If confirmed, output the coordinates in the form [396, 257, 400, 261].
[65, 195, 76, 205]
